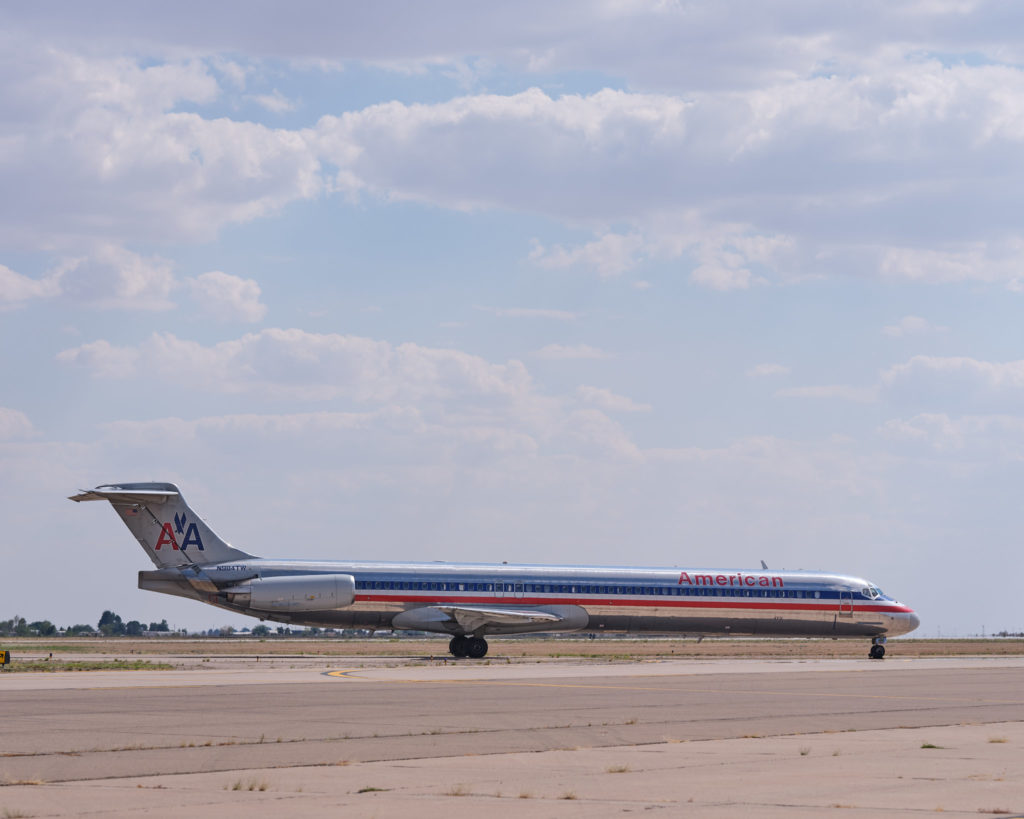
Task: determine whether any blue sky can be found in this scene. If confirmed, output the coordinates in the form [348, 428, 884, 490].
[2, 1, 1023, 635]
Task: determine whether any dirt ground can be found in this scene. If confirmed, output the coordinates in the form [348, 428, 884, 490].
[3, 635, 1022, 662]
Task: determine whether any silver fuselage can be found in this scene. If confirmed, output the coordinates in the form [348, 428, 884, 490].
[141, 558, 920, 639]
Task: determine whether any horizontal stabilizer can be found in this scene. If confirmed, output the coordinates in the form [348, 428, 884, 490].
[69, 481, 253, 568]
[70, 486, 179, 504]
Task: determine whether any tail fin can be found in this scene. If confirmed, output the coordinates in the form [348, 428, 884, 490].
[70, 482, 254, 568]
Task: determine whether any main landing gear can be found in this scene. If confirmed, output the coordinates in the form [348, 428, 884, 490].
[449, 635, 488, 659]
[869, 637, 886, 660]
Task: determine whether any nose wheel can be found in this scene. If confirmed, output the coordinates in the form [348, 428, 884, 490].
[449, 635, 488, 659]
[869, 637, 886, 659]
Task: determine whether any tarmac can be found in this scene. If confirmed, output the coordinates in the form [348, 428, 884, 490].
[2, 656, 1023, 817]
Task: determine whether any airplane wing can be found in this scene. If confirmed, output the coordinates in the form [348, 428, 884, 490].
[434, 605, 562, 632]
[391, 604, 565, 633]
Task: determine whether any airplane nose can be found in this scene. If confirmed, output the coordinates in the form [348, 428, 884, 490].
[907, 611, 920, 633]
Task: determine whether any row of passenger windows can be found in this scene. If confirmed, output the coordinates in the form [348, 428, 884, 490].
[353, 579, 824, 599]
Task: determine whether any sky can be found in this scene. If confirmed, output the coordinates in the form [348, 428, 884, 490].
[2, 1, 1023, 636]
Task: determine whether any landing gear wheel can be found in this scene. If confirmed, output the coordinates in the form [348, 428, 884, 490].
[869, 643, 885, 660]
[466, 637, 488, 659]
[449, 636, 469, 658]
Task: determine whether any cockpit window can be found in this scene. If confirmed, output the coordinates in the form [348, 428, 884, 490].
[860, 586, 882, 600]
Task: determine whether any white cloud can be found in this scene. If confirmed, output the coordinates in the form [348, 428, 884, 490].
[534, 344, 607, 360]
[690, 257, 757, 291]
[0, 43, 322, 249]
[4, 34, 1024, 293]
[882, 355, 1024, 391]
[56, 338, 140, 379]
[0, 407, 34, 440]
[881, 412, 1024, 459]
[879, 243, 1024, 287]
[7, 2, 1017, 98]
[476, 306, 579, 321]
[187, 271, 267, 323]
[250, 89, 296, 113]
[0, 263, 61, 308]
[530, 233, 645, 278]
[308, 70, 1024, 287]
[776, 385, 878, 403]
[577, 385, 651, 413]
[748, 363, 791, 377]
[60, 244, 175, 310]
[882, 315, 947, 337]
[57, 328, 537, 404]
[54, 328, 668, 465]
[531, 221, 794, 289]
[880, 355, 1024, 414]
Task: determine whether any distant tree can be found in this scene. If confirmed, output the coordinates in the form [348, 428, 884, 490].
[98, 610, 125, 636]
[307, 627, 321, 636]
[125, 620, 144, 636]
[66, 624, 95, 636]
[28, 620, 56, 636]
[251, 624, 271, 637]
[148, 619, 170, 632]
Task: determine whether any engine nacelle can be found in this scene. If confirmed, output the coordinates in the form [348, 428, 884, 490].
[224, 574, 355, 612]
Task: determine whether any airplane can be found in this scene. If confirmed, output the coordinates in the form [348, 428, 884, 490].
[70, 482, 919, 659]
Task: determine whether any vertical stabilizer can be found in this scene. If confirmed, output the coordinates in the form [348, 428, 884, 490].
[69, 482, 254, 568]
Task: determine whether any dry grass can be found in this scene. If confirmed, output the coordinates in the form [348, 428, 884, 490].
[227, 778, 269, 792]
[444, 783, 470, 796]
[3, 636, 1023, 662]
[2, 659, 174, 672]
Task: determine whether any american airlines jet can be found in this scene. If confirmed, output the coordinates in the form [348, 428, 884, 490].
[71, 482, 919, 659]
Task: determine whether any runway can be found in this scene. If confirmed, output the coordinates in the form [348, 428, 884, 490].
[2, 657, 1023, 816]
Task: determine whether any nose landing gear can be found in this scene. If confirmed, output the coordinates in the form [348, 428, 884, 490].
[448, 635, 489, 659]
[869, 637, 886, 659]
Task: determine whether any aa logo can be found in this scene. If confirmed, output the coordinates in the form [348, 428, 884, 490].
[154, 512, 205, 551]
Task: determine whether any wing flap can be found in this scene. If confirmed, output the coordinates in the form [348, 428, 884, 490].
[435, 605, 562, 632]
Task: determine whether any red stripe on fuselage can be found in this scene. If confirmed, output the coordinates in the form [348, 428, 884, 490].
[353, 594, 913, 613]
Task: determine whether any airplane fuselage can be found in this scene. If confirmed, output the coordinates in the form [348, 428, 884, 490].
[72, 482, 919, 660]
[141, 557, 920, 640]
